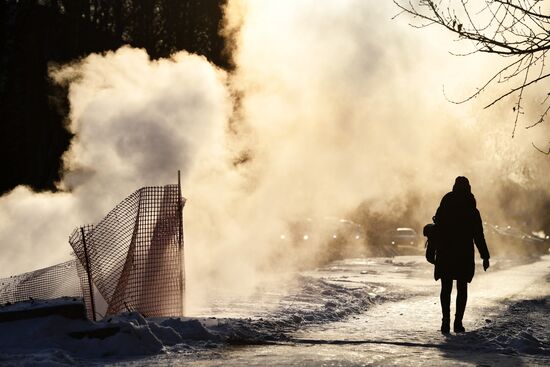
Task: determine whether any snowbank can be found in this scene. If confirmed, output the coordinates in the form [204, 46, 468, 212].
[0, 306, 218, 362]
[0, 275, 381, 364]
[474, 297, 550, 356]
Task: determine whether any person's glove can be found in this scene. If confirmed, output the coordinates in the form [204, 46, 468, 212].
[483, 258, 490, 271]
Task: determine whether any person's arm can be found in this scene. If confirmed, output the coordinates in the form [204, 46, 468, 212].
[473, 209, 490, 270]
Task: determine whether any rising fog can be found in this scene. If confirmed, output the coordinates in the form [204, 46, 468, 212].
[0, 1, 549, 311]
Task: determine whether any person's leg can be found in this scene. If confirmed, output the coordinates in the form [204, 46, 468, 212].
[454, 280, 468, 332]
[440, 278, 452, 333]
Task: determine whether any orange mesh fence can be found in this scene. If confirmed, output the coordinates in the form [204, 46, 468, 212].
[69, 185, 185, 319]
[0, 260, 82, 305]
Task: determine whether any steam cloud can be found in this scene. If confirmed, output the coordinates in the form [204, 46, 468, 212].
[0, 48, 231, 281]
[1, 1, 549, 312]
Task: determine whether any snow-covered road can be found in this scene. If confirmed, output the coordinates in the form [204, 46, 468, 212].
[109, 255, 550, 366]
[283, 256, 550, 366]
[1, 255, 548, 366]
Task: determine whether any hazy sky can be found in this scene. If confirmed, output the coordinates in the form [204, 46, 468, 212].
[0, 1, 548, 308]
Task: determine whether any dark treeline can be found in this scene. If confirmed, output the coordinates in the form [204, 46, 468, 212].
[0, 0, 229, 194]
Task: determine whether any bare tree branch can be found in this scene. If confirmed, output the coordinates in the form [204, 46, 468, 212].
[483, 71, 550, 109]
[494, 0, 550, 20]
[532, 142, 550, 154]
[394, 0, 550, 151]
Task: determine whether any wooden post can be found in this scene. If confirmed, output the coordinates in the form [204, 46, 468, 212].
[80, 227, 96, 321]
[178, 170, 183, 247]
[177, 170, 185, 316]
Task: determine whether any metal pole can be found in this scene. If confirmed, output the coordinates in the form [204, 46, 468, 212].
[80, 226, 96, 321]
[177, 170, 185, 316]
[178, 170, 183, 247]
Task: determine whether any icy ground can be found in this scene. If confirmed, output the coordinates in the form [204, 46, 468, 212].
[1, 255, 549, 366]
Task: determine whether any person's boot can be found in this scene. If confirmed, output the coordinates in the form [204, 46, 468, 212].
[441, 317, 450, 334]
[453, 319, 465, 333]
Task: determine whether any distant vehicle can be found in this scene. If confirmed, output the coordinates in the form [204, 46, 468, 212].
[531, 230, 550, 241]
[388, 227, 421, 254]
[483, 222, 550, 256]
[323, 217, 365, 243]
[279, 217, 365, 248]
[279, 217, 315, 244]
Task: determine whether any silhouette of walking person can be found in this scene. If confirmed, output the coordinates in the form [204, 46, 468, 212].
[433, 176, 490, 334]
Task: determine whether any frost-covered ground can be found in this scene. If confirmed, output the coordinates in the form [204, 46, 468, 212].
[0, 255, 549, 366]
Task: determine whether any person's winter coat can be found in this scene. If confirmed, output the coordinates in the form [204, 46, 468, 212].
[433, 190, 490, 282]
